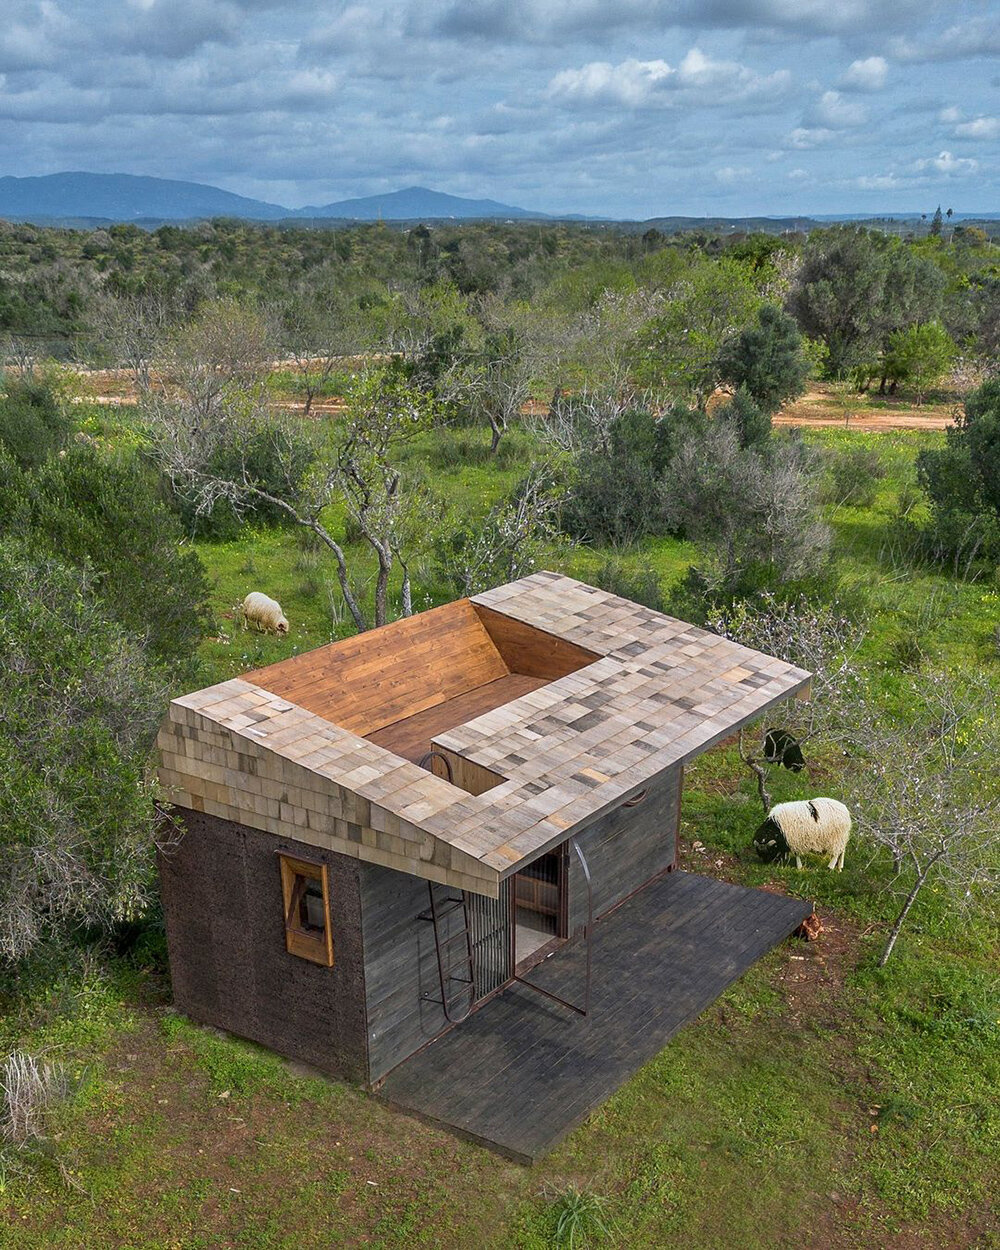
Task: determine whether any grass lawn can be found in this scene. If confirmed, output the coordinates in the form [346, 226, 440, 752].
[2, 418, 998, 1248]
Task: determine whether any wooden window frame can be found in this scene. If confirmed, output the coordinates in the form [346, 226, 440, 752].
[278, 854, 334, 967]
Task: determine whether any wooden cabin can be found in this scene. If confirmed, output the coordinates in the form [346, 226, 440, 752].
[157, 572, 812, 1155]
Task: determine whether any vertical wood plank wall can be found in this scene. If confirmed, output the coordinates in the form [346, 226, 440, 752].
[567, 765, 681, 932]
[359, 863, 468, 1086]
[158, 810, 369, 1084]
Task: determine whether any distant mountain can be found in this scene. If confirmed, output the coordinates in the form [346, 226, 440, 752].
[0, 173, 551, 224]
[0, 172, 289, 223]
[293, 185, 548, 221]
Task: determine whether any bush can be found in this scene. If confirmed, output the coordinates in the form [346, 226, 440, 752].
[715, 388, 772, 450]
[716, 304, 810, 415]
[562, 450, 662, 547]
[660, 423, 830, 609]
[0, 443, 211, 674]
[917, 379, 1000, 569]
[0, 540, 168, 961]
[821, 444, 887, 508]
[0, 378, 72, 469]
[590, 559, 666, 612]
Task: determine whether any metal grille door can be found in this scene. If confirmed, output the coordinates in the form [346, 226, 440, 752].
[464, 883, 512, 1000]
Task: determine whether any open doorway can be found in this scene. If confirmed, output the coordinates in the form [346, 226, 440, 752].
[513, 845, 568, 969]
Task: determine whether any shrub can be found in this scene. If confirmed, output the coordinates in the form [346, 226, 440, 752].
[0, 540, 168, 961]
[661, 423, 830, 609]
[1, 1051, 68, 1148]
[0, 378, 72, 469]
[590, 559, 666, 612]
[715, 388, 772, 450]
[917, 379, 1000, 570]
[0, 443, 211, 674]
[716, 304, 810, 415]
[562, 450, 662, 548]
[821, 444, 887, 508]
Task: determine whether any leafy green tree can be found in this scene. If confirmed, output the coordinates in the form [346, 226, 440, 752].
[884, 321, 955, 404]
[0, 444, 211, 674]
[930, 205, 943, 237]
[788, 227, 943, 378]
[917, 379, 1000, 570]
[714, 388, 772, 450]
[0, 540, 168, 961]
[716, 304, 810, 415]
[639, 257, 762, 405]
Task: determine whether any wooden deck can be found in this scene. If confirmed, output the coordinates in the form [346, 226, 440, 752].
[378, 871, 812, 1163]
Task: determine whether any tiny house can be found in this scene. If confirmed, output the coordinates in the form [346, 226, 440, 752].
[157, 572, 811, 1153]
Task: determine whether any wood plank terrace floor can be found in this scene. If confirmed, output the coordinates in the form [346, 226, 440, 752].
[378, 870, 812, 1163]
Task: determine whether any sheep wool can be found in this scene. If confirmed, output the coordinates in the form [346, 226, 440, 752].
[753, 797, 851, 871]
[241, 592, 289, 636]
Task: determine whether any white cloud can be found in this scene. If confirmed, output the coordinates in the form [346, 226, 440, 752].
[855, 174, 901, 190]
[714, 165, 752, 184]
[954, 117, 1000, 140]
[939, 106, 961, 123]
[546, 47, 791, 110]
[840, 56, 887, 91]
[547, 58, 674, 107]
[890, 17, 1000, 63]
[809, 90, 867, 128]
[787, 126, 835, 148]
[787, 167, 809, 180]
[915, 150, 979, 175]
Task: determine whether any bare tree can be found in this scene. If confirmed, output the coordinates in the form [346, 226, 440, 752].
[710, 594, 867, 813]
[146, 366, 435, 632]
[274, 293, 368, 415]
[164, 297, 275, 419]
[849, 673, 1000, 965]
[88, 291, 172, 394]
[440, 465, 565, 596]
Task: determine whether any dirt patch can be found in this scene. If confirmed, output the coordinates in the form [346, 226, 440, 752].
[774, 384, 959, 432]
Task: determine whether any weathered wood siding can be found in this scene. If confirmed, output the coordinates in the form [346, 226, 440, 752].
[359, 862, 469, 1086]
[158, 810, 368, 1084]
[567, 765, 681, 931]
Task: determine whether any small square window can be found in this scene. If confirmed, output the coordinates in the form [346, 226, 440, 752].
[279, 854, 334, 966]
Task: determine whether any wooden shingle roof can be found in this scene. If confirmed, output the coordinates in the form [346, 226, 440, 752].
[157, 572, 810, 895]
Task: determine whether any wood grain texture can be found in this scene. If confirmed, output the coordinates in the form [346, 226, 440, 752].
[367, 674, 546, 764]
[379, 871, 812, 1161]
[472, 603, 599, 679]
[248, 599, 510, 737]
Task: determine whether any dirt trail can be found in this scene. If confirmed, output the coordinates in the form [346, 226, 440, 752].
[67, 370, 961, 432]
[774, 384, 957, 432]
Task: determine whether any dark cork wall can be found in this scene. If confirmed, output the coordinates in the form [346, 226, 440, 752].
[158, 810, 368, 1084]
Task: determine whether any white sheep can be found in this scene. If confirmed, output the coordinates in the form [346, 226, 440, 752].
[752, 797, 851, 870]
[240, 592, 289, 636]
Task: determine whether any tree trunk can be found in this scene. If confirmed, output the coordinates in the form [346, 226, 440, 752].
[400, 561, 413, 617]
[739, 728, 772, 814]
[374, 549, 392, 627]
[878, 851, 944, 966]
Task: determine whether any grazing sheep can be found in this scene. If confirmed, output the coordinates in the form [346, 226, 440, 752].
[763, 727, 805, 772]
[240, 592, 289, 636]
[753, 797, 851, 871]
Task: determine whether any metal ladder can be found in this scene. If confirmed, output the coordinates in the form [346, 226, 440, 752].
[419, 882, 476, 1023]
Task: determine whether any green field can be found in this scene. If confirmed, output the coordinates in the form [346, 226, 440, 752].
[2, 415, 998, 1249]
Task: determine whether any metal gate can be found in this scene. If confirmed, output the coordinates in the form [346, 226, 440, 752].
[464, 882, 512, 1001]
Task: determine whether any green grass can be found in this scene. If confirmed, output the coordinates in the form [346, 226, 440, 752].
[4, 417, 999, 1246]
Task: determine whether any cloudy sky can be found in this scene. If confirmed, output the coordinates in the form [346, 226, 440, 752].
[1, 0, 997, 217]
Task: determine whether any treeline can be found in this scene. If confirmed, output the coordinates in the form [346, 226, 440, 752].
[0, 217, 997, 388]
